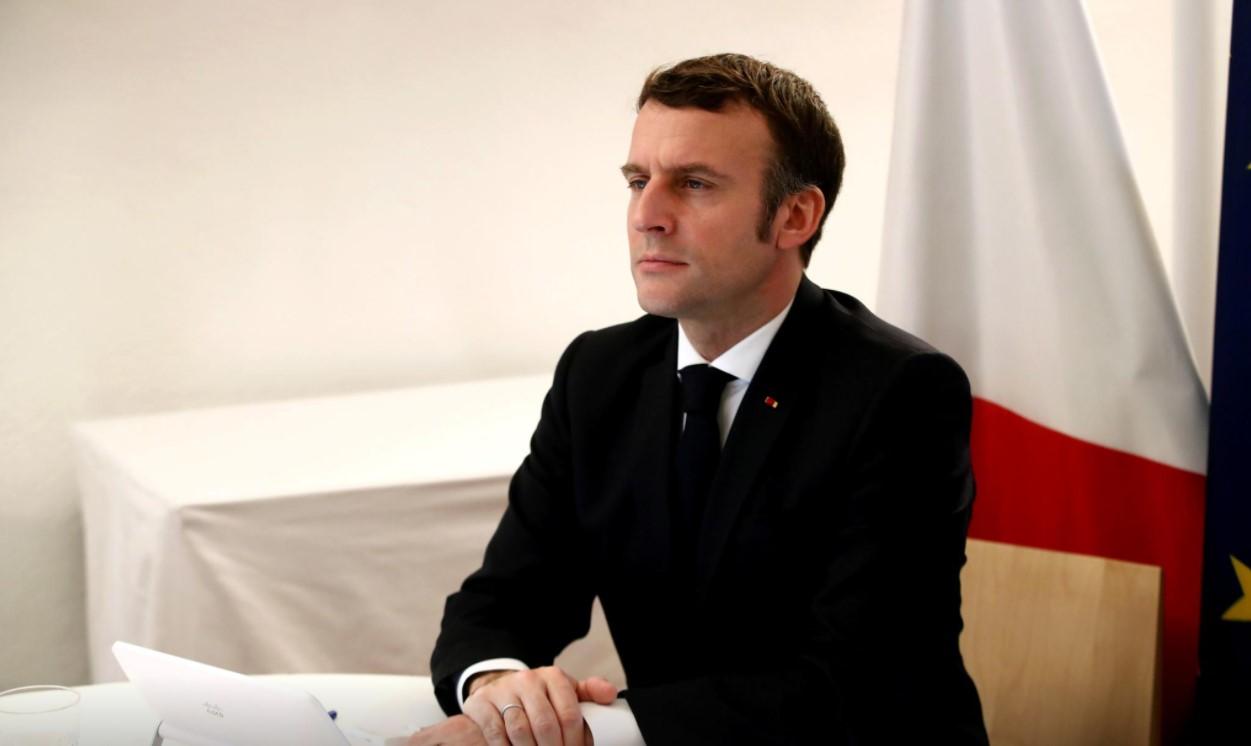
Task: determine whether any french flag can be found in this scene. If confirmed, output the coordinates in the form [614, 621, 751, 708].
[877, 1, 1209, 740]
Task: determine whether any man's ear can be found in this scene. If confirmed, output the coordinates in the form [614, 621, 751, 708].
[774, 186, 825, 252]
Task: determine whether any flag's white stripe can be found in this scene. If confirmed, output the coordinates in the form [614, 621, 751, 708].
[879, 0, 1208, 474]
[1171, 0, 1231, 393]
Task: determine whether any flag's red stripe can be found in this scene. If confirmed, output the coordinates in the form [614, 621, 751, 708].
[968, 397, 1206, 739]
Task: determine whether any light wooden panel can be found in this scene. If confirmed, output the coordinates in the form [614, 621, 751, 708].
[961, 539, 1162, 746]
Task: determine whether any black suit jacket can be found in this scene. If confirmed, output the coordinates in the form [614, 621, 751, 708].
[432, 277, 988, 744]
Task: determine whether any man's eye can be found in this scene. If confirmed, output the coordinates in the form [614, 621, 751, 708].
[684, 179, 708, 190]
[627, 178, 647, 191]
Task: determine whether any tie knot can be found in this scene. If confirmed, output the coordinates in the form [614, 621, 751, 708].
[680, 364, 735, 414]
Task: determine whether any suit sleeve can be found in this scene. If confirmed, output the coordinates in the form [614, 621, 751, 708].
[430, 333, 597, 715]
[622, 352, 988, 745]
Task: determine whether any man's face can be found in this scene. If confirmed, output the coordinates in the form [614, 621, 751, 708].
[622, 100, 782, 324]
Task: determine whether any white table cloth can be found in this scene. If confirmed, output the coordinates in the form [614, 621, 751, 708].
[74, 375, 623, 686]
[61, 674, 440, 746]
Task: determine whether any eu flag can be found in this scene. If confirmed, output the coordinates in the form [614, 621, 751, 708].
[1197, 1, 1251, 739]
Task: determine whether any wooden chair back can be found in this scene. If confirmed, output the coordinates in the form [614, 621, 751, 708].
[961, 538, 1162, 746]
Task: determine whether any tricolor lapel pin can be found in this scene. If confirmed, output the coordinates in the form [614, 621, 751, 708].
[763, 395, 779, 409]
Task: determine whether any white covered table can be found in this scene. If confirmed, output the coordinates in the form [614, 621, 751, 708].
[65, 673, 440, 746]
[74, 375, 622, 685]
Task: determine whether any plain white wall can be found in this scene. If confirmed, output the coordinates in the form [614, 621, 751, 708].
[0, 0, 1193, 688]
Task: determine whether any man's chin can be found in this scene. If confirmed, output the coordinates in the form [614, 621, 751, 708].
[634, 288, 689, 319]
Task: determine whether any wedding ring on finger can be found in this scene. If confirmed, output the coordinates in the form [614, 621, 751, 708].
[499, 703, 524, 718]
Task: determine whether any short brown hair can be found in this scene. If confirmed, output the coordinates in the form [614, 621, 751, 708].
[636, 53, 845, 266]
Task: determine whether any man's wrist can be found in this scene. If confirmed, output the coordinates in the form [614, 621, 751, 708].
[455, 658, 529, 709]
[466, 669, 514, 697]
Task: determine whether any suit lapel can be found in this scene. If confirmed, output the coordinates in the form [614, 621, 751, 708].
[696, 276, 826, 588]
[629, 324, 680, 572]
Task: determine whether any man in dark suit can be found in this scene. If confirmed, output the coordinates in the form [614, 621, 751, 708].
[413, 53, 987, 745]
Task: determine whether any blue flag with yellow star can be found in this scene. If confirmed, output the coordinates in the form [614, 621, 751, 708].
[1197, 1, 1251, 737]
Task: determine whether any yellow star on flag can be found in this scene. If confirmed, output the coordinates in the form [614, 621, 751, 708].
[1222, 555, 1251, 622]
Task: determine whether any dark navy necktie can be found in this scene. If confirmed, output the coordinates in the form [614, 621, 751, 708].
[675, 364, 735, 551]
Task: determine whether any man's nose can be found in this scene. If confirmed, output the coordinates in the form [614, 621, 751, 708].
[630, 183, 675, 235]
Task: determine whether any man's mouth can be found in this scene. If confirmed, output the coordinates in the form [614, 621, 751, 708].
[637, 255, 687, 270]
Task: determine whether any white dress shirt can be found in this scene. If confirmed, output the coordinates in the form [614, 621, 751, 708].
[457, 299, 795, 746]
[676, 298, 794, 444]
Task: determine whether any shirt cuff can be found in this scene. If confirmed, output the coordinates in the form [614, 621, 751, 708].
[581, 700, 646, 746]
[456, 658, 529, 709]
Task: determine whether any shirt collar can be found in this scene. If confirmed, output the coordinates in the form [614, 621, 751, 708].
[676, 298, 795, 384]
